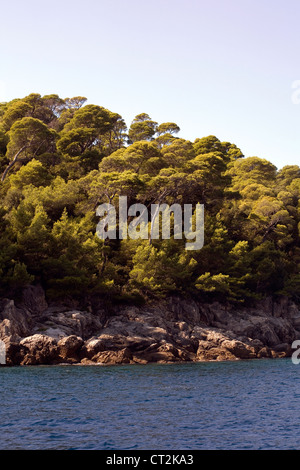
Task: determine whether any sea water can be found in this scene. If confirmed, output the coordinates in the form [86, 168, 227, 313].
[0, 359, 299, 450]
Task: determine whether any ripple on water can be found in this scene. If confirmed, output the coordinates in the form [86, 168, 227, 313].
[0, 359, 300, 450]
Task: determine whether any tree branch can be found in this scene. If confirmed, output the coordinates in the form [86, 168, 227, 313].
[1, 145, 28, 182]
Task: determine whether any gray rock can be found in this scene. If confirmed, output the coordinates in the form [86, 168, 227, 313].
[21, 285, 48, 316]
[0, 300, 31, 341]
[1, 285, 300, 365]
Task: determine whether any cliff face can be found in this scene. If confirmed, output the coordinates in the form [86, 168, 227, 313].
[1, 285, 300, 366]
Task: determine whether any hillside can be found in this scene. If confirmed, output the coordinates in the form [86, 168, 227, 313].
[0, 93, 299, 307]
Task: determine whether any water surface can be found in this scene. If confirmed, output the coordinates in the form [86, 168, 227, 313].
[0, 359, 299, 450]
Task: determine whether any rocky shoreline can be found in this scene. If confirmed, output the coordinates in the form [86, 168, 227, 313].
[1, 285, 300, 366]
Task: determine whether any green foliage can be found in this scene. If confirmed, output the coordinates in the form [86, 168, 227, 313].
[129, 240, 196, 297]
[0, 93, 299, 305]
[128, 113, 158, 142]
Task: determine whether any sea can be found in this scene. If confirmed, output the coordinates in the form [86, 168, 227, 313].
[0, 358, 299, 450]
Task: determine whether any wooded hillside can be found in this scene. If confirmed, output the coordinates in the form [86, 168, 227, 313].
[0, 93, 299, 305]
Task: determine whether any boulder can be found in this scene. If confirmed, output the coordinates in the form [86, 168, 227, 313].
[257, 346, 273, 358]
[58, 335, 84, 363]
[0, 285, 299, 366]
[222, 339, 256, 359]
[139, 342, 180, 363]
[82, 338, 106, 359]
[20, 334, 59, 365]
[93, 348, 132, 365]
[196, 341, 237, 361]
[4, 340, 27, 366]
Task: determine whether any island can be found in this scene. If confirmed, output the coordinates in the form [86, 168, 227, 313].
[0, 93, 299, 365]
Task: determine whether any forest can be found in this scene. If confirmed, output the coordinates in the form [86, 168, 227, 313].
[0, 93, 299, 305]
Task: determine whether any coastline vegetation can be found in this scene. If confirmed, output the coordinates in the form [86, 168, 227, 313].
[0, 93, 299, 305]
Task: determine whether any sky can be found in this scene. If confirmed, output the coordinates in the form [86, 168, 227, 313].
[1, 0, 300, 169]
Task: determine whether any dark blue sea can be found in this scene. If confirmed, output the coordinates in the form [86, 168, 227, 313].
[0, 358, 300, 450]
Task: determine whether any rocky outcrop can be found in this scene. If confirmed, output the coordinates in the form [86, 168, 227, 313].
[0, 299, 31, 341]
[0, 285, 299, 366]
[20, 334, 59, 365]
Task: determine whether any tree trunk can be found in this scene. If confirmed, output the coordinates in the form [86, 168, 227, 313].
[1, 145, 28, 182]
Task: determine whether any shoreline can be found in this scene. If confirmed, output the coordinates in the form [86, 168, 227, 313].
[0, 355, 289, 368]
[1, 285, 299, 367]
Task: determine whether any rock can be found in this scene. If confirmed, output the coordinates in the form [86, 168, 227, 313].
[177, 348, 195, 361]
[42, 327, 68, 341]
[257, 346, 272, 358]
[82, 338, 106, 359]
[20, 334, 59, 365]
[143, 342, 180, 363]
[195, 329, 258, 361]
[272, 342, 291, 353]
[21, 284, 48, 316]
[271, 342, 292, 357]
[93, 348, 132, 365]
[168, 297, 201, 324]
[0, 284, 299, 366]
[33, 310, 103, 340]
[292, 315, 300, 330]
[58, 335, 84, 363]
[196, 343, 236, 361]
[4, 340, 27, 366]
[222, 339, 256, 359]
[133, 341, 193, 363]
[80, 358, 97, 365]
[0, 300, 31, 341]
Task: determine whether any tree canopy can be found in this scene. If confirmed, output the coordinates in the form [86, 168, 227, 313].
[0, 93, 299, 306]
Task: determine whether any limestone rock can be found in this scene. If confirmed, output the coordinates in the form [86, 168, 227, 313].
[4, 341, 27, 366]
[20, 334, 59, 365]
[1, 284, 299, 366]
[0, 300, 31, 341]
[21, 285, 48, 316]
[221, 339, 256, 359]
[93, 348, 132, 365]
[33, 309, 103, 340]
[58, 335, 84, 363]
[82, 338, 106, 359]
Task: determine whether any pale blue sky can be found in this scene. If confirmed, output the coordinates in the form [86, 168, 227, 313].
[1, 0, 300, 169]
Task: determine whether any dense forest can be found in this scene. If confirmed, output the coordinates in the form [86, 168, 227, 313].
[0, 93, 299, 305]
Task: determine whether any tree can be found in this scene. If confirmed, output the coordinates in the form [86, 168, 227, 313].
[0, 91, 299, 305]
[155, 121, 180, 146]
[129, 239, 196, 296]
[87, 170, 145, 208]
[57, 128, 99, 157]
[128, 113, 158, 142]
[100, 141, 163, 176]
[2, 99, 33, 130]
[0, 126, 8, 153]
[247, 196, 295, 248]
[2, 94, 67, 130]
[55, 96, 87, 131]
[161, 138, 195, 167]
[194, 135, 223, 155]
[3, 159, 53, 212]
[227, 156, 277, 191]
[185, 151, 231, 209]
[1, 117, 57, 182]
[156, 122, 180, 136]
[276, 165, 300, 191]
[57, 104, 127, 173]
[63, 104, 114, 134]
[65, 96, 87, 110]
